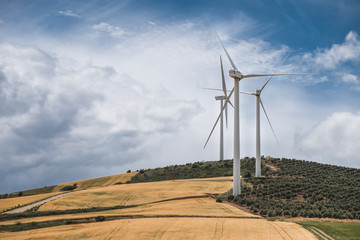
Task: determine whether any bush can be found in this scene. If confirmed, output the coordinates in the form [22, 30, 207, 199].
[227, 195, 235, 201]
[95, 216, 105, 222]
[216, 198, 223, 203]
[61, 183, 77, 191]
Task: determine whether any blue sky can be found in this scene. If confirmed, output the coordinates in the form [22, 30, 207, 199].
[0, 0, 359, 193]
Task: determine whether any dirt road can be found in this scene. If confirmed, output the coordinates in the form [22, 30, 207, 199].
[2, 192, 72, 214]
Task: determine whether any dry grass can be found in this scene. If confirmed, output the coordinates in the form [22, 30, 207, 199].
[0, 192, 60, 212]
[39, 177, 233, 211]
[52, 172, 138, 192]
[0, 218, 317, 240]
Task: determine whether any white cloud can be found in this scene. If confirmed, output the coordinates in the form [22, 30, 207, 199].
[314, 31, 360, 69]
[92, 22, 125, 37]
[58, 10, 81, 18]
[0, 41, 201, 193]
[342, 73, 359, 83]
[298, 112, 360, 168]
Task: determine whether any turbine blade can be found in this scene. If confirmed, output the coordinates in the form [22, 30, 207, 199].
[227, 99, 234, 108]
[205, 15, 239, 71]
[239, 91, 256, 95]
[243, 73, 307, 79]
[202, 87, 224, 92]
[220, 55, 228, 128]
[225, 101, 228, 128]
[220, 56, 227, 96]
[204, 87, 235, 148]
[259, 97, 279, 145]
[260, 51, 292, 92]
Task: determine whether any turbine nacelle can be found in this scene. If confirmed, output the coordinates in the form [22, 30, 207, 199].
[229, 69, 243, 80]
[215, 95, 227, 101]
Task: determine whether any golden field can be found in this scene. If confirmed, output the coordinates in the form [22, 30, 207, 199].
[52, 172, 137, 192]
[0, 197, 255, 226]
[0, 218, 317, 240]
[39, 177, 233, 211]
[0, 192, 60, 212]
[0, 176, 318, 239]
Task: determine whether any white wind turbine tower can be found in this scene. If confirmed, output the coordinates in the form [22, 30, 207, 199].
[240, 53, 290, 178]
[204, 21, 302, 195]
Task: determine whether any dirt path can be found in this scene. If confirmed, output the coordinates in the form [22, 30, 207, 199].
[309, 227, 335, 240]
[2, 192, 73, 214]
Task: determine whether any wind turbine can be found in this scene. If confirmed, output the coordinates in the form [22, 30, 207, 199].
[240, 53, 290, 178]
[206, 56, 230, 161]
[204, 20, 303, 195]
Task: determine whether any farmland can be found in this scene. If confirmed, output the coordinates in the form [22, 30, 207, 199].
[0, 218, 316, 240]
[0, 192, 60, 212]
[39, 177, 232, 211]
[1, 158, 358, 239]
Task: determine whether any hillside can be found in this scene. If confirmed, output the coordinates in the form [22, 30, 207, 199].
[2, 157, 359, 220]
[0, 157, 359, 239]
[130, 157, 360, 220]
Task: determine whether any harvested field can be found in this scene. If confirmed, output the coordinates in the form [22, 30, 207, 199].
[0, 217, 317, 240]
[39, 177, 233, 211]
[0, 192, 61, 212]
[0, 197, 255, 225]
[52, 172, 137, 192]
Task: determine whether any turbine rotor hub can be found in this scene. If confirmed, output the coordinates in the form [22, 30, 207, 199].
[229, 69, 243, 80]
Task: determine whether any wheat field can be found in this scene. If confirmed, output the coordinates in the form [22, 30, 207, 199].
[0, 192, 60, 212]
[0, 218, 317, 240]
[0, 196, 255, 226]
[0, 176, 318, 239]
[52, 172, 137, 192]
[39, 177, 233, 211]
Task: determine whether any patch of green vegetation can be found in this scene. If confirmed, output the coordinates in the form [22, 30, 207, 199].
[60, 183, 77, 191]
[223, 158, 360, 220]
[129, 157, 273, 183]
[0, 186, 56, 199]
[0, 221, 68, 232]
[299, 221, 360, 240]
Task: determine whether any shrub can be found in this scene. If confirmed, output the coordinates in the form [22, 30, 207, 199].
[95, 216, 105, 222]
[61, 183, 77, 191]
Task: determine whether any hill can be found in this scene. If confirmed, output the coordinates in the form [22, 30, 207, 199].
[1, 157, 359, 220]
[130, 157, 360, 220]
[0, 157, 359, 239]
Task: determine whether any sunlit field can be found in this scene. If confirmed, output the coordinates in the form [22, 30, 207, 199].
[39, 177, 233, 211]
[0, 196, 255, 226]
[0, 192, 60, 212]
[0, 218, 317, 240]
[52, 172, 138, 192]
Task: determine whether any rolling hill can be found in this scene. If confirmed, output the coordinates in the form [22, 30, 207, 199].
[0, 157, 359, 239]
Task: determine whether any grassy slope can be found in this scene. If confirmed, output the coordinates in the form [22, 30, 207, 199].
[0, 172, 137, 199]
[299, 221, 360, 240]
[52, 172, 138, 192]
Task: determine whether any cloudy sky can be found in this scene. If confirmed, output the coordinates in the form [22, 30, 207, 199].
[1, 0, 359, 193]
